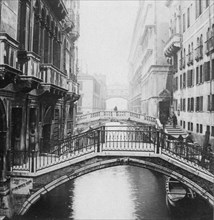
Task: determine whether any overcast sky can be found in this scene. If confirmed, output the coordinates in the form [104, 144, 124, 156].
[78, 0, 138, 85]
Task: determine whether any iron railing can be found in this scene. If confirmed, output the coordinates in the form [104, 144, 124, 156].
[9, 126, 214, 174]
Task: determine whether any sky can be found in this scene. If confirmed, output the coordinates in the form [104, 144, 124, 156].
[78, 0, 138, 86]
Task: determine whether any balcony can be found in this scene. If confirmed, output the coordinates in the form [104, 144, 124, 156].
[187, 52, 193, 66]
[66, 80, 80, 102]
[0, 65, 22, 89]
[205, 36, 214, 55]
[164, 34, 182, 57]
[195, 45, 203, 61]
[40, 64, 68, 97]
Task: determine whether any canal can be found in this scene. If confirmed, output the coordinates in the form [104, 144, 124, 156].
[15, 122, 213, 220]
[18, 166, 212, 220]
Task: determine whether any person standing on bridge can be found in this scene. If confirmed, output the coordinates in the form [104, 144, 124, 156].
[114, 106, 118, 111]
[172, 112, 177, 128]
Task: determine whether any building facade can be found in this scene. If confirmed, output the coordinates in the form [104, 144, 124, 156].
[77, 73, 106, 114]
[0, 0, 80, 207]
[128, 0, 172, 118]
[164, 0, 214, 145]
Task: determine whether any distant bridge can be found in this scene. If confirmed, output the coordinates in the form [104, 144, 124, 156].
[76, 110, 157, 125]
[8, 124, 214, 217]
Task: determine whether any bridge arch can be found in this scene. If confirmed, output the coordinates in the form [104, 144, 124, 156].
[19, 157, 214, 215]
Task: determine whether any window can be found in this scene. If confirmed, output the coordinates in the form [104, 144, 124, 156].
[199, 0, 202, 16]
[183, 99, 186, 111]
[212, 94, 214, 111]
[188, 98, 194, 111]
[196, 0, 203, 18]
[204, 61, 210, 81]
[200, 34, 203, 58]
[188, 122, 190, 130]
[180, 74, 182, 89]
[200, 124, 203, 133]
[187, 8, 190, 28]
[200, 65, 203, 83]
[183, 13, 186, 33]
[18, 0, 30, 50]
[191, 123, 193, 131]
[207, 94, 214, 111]
[208, 95, 210, 111]
[183, 121, 186, 129]
[183, 49, 186, 67]
[188, 98, 190, 111]
[212, 59, 214, 80]
[183, 72, 186, 87]
[191, 98, 194, 111]
[180, 120, 182, 126]
[174, 77, 178, 91]
[196, 124, 199, 133]
[211, 126, 214, 137]
[187, 69, 194, 87]
[196, 66, 199, 84]
[196, 96, 203, 111]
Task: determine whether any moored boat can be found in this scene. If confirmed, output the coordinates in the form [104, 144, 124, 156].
[165, 177, 196, 208]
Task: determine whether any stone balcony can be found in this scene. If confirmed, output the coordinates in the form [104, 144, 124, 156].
[66, 80, 80, 102]
[164, 34, 182, 57]
[40, 64, 68, 97]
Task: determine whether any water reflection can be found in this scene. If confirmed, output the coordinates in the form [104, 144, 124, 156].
[22, 166, 212, 220]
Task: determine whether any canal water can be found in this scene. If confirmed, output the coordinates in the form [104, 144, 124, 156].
[19, 166, 213, 220]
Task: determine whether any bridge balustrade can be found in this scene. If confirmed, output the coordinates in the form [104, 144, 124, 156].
[9, 126, 214, 175]
[76, 110, 156, 125]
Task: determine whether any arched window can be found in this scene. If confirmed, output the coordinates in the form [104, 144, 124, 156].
[191, 42, 193, 62]
[40, 8, 46, 62]
[44, 15, 50, 63]
[63, 39, 66, 73]
[183, 48, 186, 67]
[207, 28, 210, 51]
[33, 0, 40, 54]
[53, 27, 61, 69]
[200, 34, 203, 58]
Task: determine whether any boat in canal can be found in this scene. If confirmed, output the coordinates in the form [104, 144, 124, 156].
[165, 177, 196, 208]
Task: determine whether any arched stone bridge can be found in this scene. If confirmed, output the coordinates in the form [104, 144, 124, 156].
[7, 125, 214, 217]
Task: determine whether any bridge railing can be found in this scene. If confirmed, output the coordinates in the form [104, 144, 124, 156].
[9, 125, 157, 173]
[9, 126, 214, 174]
[76, 110, 156, 125]
[159, 132, 214, 172]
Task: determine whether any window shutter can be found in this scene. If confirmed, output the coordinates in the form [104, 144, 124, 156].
[192, 69, 194, 86]
[203, 62, 208, 81]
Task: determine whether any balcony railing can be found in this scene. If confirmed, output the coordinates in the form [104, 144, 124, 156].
[0, 33, 18, 67]
[164, 34, 182, 57]
[68, 80, 79, 95]
[205, 36, 214, 55]
[195, 45, 203, 61]
[40, 64, 68, 90]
